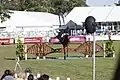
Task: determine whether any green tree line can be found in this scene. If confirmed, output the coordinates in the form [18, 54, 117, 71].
[1, 0, 87, 14]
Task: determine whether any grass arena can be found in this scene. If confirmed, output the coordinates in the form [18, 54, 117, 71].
[0, 40, 120, 80]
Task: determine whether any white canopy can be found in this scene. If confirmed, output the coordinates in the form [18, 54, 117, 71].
[66, 6, 120, 23]
[66, 7, 93, 25]
[0, 11, 61, 27]
[88, 6, 113, 22]
[105, 6, 120, 22]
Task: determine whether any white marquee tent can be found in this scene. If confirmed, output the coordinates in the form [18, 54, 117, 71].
[66, 6, 120, 24]
[0, 11, 62, 32]
[0, 11, 64, 38]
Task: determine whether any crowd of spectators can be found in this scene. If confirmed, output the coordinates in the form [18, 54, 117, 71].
[0, 69, 49, 80]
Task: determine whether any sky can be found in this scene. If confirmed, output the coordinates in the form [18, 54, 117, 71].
[86, 0, 119, 6]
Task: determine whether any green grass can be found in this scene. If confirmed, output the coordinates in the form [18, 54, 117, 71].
[0, 41, 120, 80]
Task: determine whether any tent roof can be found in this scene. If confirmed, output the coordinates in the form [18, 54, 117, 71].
[0, 11, 61, 27]
[66, 20, 77, 27]
[66, 6, 120, 23]
[66, 20, 84, 29]
[22, 11, 60, 26]
[88, 7, 113, 22]
[66, 7, 93, 25]
[58, 20, 84, 30]
[105, 7, 120, 22]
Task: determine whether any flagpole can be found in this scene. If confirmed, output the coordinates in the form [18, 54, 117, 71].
[92, 32, 96, 80]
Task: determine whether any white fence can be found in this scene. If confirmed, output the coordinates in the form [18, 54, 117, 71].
[86, 35, 120, 41]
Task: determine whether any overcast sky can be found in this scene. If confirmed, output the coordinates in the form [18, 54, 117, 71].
[86, 0, 119, 6]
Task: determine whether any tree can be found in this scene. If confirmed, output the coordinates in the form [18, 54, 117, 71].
[0, 3, 11, 22]
[50, 0, 86, 15]
[3, 0, 86, 14]
[3, 0, 53, 11]
[16, 36, 25, 60]
[105, 40, 115, 57]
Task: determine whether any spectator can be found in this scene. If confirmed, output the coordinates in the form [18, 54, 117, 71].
[10, 70, 15, 78]
[16, 73, 25, 80]
[37, 77, 43, 80]
[27, 74, 34, 80]
[38, 74, 49, 80]
[0, 69, 14, 80]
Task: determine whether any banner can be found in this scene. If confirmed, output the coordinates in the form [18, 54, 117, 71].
[50, 36, 85, 43]
[69, 36, 85, 42]
[0, 38, 14, 45]
[24, 37, 42, 44]
[50, 37, 59, 43]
